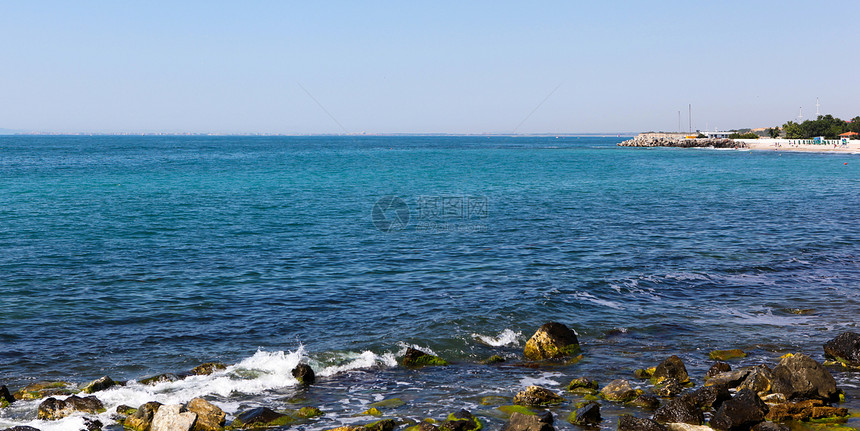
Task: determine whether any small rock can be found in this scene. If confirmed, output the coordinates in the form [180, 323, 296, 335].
[709, 349, 747, 361]
[190, 362, 227, 376]
[654, 378, 683, 398]
[186, 397, 225, 431]
[480, 396, 508, 406]
[81, 376, 116, 394]
[523, 322, 580, 360]
[652, 395, 703, 425]
[634, 368, 655, 379]
[480, 355, 506, 365]
[706, 362, 732, 380]
[617, 414, 667, 431]
[401, 348, 449, 367]
[124, 402, 163, 431]
[770, 353, 838, 401]
[513, 386, 564, 406]
[628, 394, 661, 410]
[361, 407, 383, 417]
[568, 402, 601, 426]
[291, 364, 316, 385]
[151, 404, 197, 431]
[652, 356, 689, 385]
[567, 377, 598, 394]
[823, 332, 860, 367]
[751, 422, 789, 431]
[501, 411, 554, 431]
[83, 417, 103, 431]
[440, 410, 482, 431]
[665, 424, 712, 431]
[710, 389, 768, 431]
[364, 419, 397, 431]
[232, 407, 294, 429]
[600, 379, 641, 402]
[37, 395, 104, 420]
[687, 383, 731, 410]
[498, 405, 536, 416]
[369, 398, 405, 409]
[139, 373, 180, 386]
[297, 406, 324, 418]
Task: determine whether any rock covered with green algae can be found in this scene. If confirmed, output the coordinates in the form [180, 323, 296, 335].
[81, 376, 116, 394]
[497, 405, 537, 417]
[0, 385, 14, 408]
[824, 332, 860, 368]
[523, 322, 580, 361]
[568, 401, 601, 426]
[191, 362, 228, 376]
[297, 406, 324, 419]
[291, 364, 316, 385]
[139, 373, 181, 386]
[400, 348, 449, 367]
[513, 386, 565, 407]
[37, 395, 105, 420]
[709, 349, 747, 361]
[231, 407, 295, 429]
[124, 401, 163, 431]
[369, 398, 406, 409]
[651, 356, 690, 385]
[566, 377, 599, 395]
[361, 407, 384, 417]
[599, 379, 642, 403]
[440, 410, 482, 431]
[13, 381, 75, 400]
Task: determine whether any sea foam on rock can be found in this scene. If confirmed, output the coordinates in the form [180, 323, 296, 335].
[523, 322, 579, 361]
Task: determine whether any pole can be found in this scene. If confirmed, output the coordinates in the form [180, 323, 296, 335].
[689, 104, 692, 134]
[678, 111, 681, 133]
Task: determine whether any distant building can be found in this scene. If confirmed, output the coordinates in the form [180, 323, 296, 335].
[838, 131, 858, 140]
[702, 131, 731, 139]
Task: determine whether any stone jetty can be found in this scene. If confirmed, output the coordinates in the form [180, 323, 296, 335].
[619, 133, 743, 149]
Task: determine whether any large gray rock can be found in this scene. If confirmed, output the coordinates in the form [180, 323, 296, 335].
[186, 397, 225, 431]
[151, 404, 197, 431]
[37, 395, 104, 420]
[501, 411, 554, 431]
[523, 322, 580, 360]
[710, 389, 768, 431]
[688, 383, 730, 410]
[232, 407, 293, 429]
[618, 414, 667, 431]
[770, 353, 838, 401]
[824, 332, 860, 367]
[737, 365, 772, 396]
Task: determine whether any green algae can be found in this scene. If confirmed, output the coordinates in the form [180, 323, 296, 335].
[709, 349, 747, 361]
[497, 405, 536, 416]
[361, 407, 383, 417]
[369, 398, 406, 409]
[298, 407, 324, 419]
[480, 396, 508, 406]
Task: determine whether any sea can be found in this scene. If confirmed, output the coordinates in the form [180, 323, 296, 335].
[0, 135, 858, 430]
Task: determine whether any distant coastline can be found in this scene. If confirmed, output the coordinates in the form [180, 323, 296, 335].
[620, 132, 860, 154]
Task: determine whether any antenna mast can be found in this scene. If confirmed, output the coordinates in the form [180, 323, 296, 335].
[816, 97, 820, 117]
[797, 107, 803, 122]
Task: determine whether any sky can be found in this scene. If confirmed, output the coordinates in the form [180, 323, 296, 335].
[1, 1, 858, 135]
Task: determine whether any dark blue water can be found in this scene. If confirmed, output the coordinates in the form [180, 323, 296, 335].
[0, 136, 858, 430]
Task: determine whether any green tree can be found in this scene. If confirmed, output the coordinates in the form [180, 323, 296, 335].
[767, 127, 780, 138]
[782, 121, 803, 139]
[849, 116, 860, 134]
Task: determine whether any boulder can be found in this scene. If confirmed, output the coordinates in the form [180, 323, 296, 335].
[737, 365, 772, 396]
[628, 394, 661, 410]
[652, 395, 703, 425]
[600, 379, 641, 402]
[706, 362, 732, 380]
[704, 370, 749, 388]
[687, 383, 730, 410]
[190, 362, 227, 376]
[13, 381, 73, 400]
[709, 349, 746, 361]
[151, 404, 197, 431]
[124, 401, 163, 431]
[770, 353, 838, 401]
[501, 411, 554, 431]
[710, 389, 768, 431]
[1, 427, 42, 431]
[364, 420, 397, 431]
[232, 407, 294, 429]
[81, 376, 116, 394]
[523, 322, 580, 360]
[617, 414, 667, 431]
[566, 377, 598, 394]
[139, 373, 180, 386]
[652, 356, 689, 385]
[401, 348, 448, 367]
[186, 397, 225, 431]
[823, 332, 860, 367]
[0, 385, 14, 407]
[654, 378, 683, 398]
[291, 364, 316, 385]
[568, 402, 601, 426]
[513, 386, 564, 406]
[764, 399, 849, 422]
[37, 395, 104, 420]
[440, 410, 482, 431]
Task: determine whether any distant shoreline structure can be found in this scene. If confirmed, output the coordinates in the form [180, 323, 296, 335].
[1, 132, 638, 138]
[619, 132, 860, 154]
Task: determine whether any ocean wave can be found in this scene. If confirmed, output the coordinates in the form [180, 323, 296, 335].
[472, 329, 524, 347]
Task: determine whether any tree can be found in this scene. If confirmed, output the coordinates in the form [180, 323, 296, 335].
[849, 116, 860, 134]
[767, 127, 780, 138]
[783, 121, 803, 139]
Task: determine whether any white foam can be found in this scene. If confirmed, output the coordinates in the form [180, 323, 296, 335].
[572, 291, 624, 310]
[472, 329, 524, 347]
[316, 350, 397, 377]
[519, 372, 564, 389]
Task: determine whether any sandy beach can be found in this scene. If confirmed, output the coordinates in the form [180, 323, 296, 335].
[737, 138, 860, 154]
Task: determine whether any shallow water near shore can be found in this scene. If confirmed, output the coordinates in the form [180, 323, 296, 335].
[0, 135, 858, 430]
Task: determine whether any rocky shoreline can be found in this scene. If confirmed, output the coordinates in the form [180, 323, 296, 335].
[618, 134, 744, 149]
[1, 324, 858, 431]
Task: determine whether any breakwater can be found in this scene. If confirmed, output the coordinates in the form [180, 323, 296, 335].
[619, 133, 743, 148]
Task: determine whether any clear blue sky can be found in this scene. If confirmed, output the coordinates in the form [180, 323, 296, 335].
[1, 1, 857, 134]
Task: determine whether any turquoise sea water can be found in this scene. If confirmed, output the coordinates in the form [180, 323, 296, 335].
[0, 136, 858, 430]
